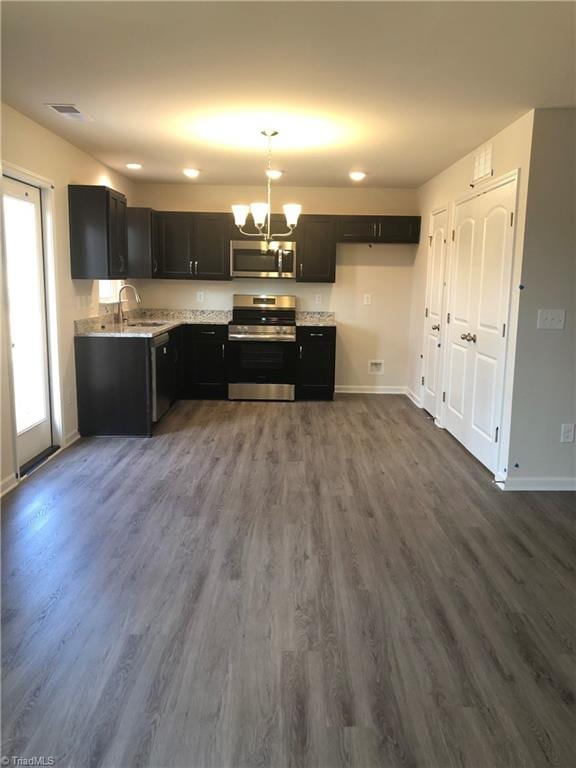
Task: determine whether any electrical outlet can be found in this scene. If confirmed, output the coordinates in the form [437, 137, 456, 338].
[196, 291, 204, 303]
[537, 309, 566, 330]
[560, 423, 575, 443]
[363, 293, 372, 306]
[368, 360, 384, 374]
[314, 294, 322, 305]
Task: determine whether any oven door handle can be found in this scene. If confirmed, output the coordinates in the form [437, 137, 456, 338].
[228, 334, 296, 342]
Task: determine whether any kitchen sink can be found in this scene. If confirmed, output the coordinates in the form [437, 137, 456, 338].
[126, 320, 167, 327]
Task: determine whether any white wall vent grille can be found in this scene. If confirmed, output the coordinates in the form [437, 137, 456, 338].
[472, 144, 493, 183]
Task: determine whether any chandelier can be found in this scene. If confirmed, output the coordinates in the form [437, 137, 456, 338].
[231, 130, 302, 242]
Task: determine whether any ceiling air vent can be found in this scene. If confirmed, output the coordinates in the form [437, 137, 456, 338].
[45, 103, 93, 122]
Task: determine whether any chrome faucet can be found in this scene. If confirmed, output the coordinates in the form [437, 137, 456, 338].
[117, 284, 142, 324]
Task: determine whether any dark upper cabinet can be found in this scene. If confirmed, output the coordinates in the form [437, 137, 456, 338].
[337, 215, 421, 244]
[296, 215, 337, 283]
[69, 185, 128, 279]
[127, 208, 160, 278]
[156, 212, 195, 278]
[296, 326, 336, 400]
[193, 213, 230, 280]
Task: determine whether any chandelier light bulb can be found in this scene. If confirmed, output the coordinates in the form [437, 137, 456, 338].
[250, 202, 269, 227]
[283, 204, 302, 228]
[232, 204, 249, 227]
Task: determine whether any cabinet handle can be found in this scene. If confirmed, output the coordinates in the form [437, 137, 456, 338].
[299, 263, 303, 278]
[221, 343, 225, 358]
[372, 222, 377, 239]
[378, 221, 382, 238]
[195, 260, 199, 276]
[310, 333, 324, 337]
[153, 260, 158, 274]
[189, 260, 193, 274]
[201, 330, 216, 335]
[299, 345, 303, 360]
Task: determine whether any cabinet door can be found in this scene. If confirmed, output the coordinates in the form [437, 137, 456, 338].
[127, 208, 159, 278]
[377, 216, 421, 243]
[296, 216, 337, 283]
[193, 213, 230, 280]
[337, 216, 379, 242]
[109, 192, 128, 278]
[157, 212, 194, 278]
[296, 327, 336, 399]
[179, 325, 228, 398]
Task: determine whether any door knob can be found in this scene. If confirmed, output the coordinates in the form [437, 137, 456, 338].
[460, 332, 477, 343]
[432, 324, 440, 331]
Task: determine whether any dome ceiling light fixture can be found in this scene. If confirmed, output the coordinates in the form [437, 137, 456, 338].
[349, 170, 366, 182]
[232, 130, 301, 242]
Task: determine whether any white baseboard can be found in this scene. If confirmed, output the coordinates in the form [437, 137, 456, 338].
[406, 388, 422, 407]
[1, 473, 19, 498]
[65, 430, 81, 447]
[501, 476, 576, 492]
[335, 385, 407, 395]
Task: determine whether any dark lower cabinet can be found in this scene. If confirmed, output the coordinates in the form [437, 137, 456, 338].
[178, 324, 228, 399]
[296, 215, 337, 283]
[296, 326, 336, 400]
[75, 336, 152, 436]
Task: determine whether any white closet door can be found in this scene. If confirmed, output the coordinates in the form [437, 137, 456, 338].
[466, 181, 516, 471]
[422, 208, 448, 417]
[445, 197, 477, 443]
[445, 178, 516, 472]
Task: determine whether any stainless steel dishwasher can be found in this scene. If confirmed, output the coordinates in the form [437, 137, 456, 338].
[151, 333, 171, 422]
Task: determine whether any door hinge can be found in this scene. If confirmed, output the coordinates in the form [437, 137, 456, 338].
[510, 211, 514, 227]
[451, 229, 455, 241]
[442, 391, 446, 403]
[421, 376, 425, 386]
[495, 426, 499, 443]
[447, 312, 451, 324]
[428, 235, 433, 246]
[502, 323, 506, 337]
[425, 307, 429, 317]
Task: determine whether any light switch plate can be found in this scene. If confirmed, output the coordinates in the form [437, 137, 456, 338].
[314, 294, 322, 305]
[537, 309, 566, 330]
[363, 294, 372, 306]
[196, 291, 204, 303]
[560, 423, 575, 443]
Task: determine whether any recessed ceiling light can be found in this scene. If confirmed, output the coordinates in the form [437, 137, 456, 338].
[126, 163, 142, 170]
[183, 168, 200, 179]
[349, 171, 366, 182]
[265, 169, 283, 180]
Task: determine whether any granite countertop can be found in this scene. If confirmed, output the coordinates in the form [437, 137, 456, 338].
[75, 308, 336, 338]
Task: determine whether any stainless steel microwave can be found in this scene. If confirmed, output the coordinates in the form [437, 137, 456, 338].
[230, 240, 296, 279]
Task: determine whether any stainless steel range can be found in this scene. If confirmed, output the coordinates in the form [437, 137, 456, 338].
[228, 295, 297, 401]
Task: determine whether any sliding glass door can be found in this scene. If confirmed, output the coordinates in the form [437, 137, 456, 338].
[2, 176, 53, 468]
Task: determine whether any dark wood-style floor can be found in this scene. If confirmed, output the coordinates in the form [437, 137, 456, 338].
[2, 396, 575, 768]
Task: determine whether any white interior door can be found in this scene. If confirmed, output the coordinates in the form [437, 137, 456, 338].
[2, 176, 53, 467]
[422, 208, 448, 417]
[445, 197, 477, 444]
[445, 179, 516, 472]
[466, 181, 516, 470]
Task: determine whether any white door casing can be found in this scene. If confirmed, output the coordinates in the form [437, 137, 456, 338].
[422, 208, 448, 417]
[444, 177, 517, 472]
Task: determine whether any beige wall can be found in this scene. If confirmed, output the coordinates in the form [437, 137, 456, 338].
[1, 104, 134, 490]
[506, 108, 576, 484]
[131, 183, 419, 391]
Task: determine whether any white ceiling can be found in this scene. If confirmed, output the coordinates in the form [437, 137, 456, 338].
[2, 2, 575, 187]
